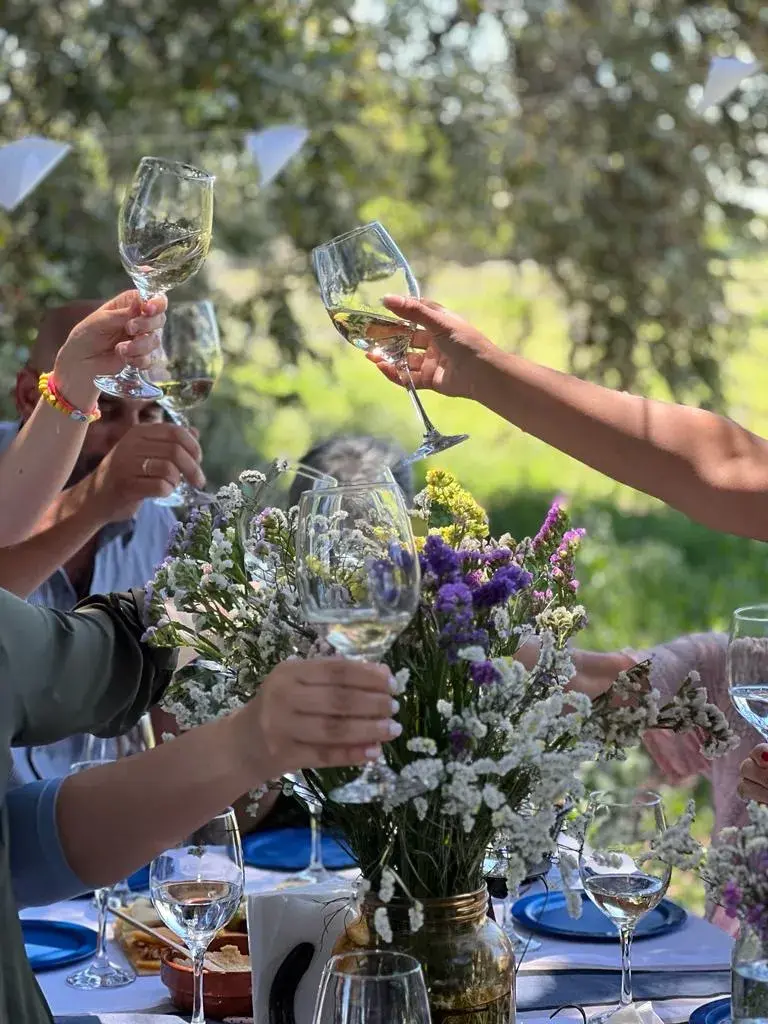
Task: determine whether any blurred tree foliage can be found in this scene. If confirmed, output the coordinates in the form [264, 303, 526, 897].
[1, 0, 766, 453]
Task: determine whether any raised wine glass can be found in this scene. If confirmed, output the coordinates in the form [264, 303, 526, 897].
[313, 951, 432, 1024]
[312, 222, 469, 464]
[151, 299, 223, 508]
[66, 759, 136, 990]
[728, 605, 768, 740]
[296, 481, 420, 803]
[150, 809, 244, 1024]
[579, 790, 671, 1022]
[95, 156, 214, 400]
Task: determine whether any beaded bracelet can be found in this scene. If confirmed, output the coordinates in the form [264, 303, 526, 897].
[37, 372, 101, 424]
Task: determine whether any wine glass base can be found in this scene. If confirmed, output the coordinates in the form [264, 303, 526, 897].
[329, 759, 398, 804]
[587, 1005, 638, 1024]
[502, 923, 542, 956]
[296, 865, 336, 884]
[94, 374, 163, 401]
[66, 957, 136, 989]
[402, 432, 470, 466]
[154, 485, 216, 509]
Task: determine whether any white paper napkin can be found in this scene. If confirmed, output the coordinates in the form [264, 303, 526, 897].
[244, 125, 309, 187]
[247, 879, 355, 1024]
[697, 56, 762, 113]
[0, 137, 70, 211]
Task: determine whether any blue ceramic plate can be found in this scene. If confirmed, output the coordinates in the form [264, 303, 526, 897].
[242, 827, 357, 872]
[511, 891, 687, 942]
[690, 998, 731, 1024]
[23, 920, 97, 972]
[71, 864, 149, 900]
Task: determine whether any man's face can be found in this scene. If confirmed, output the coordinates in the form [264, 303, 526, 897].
[65, 394, 166, 487]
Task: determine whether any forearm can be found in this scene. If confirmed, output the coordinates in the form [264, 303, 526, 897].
[0, 505, 105, 597]
[473, 347, 768, 539]
[56, 711, 264, 888]
[517, 637, 633, 700]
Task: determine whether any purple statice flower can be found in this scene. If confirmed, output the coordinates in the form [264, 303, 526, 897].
[450, 729, 470, 756]
[550, 527, 586, 584]
[470, 660, 500, 686]
[143, 577, 155, 611]
[473, 565, 533, 610]
[482, 547, 513, 567]
[435, 581, 474, 617]
[434, 581, 489, 661]
[464, 569, 483, 589]
[368, 558, 399, 606]
[722, 881, 743, 920]
[388, 541, 415, 573]
[421, 534, 462, 584]
[532, 501, 565, 553]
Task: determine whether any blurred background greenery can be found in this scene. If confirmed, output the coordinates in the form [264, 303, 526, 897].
[3, 0, 768, 912]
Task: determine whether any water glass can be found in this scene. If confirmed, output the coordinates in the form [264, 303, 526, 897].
[728, 605, 768, 740]
[312, 951, 432, 1024]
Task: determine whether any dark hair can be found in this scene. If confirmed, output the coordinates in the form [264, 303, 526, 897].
[288, 435, 414, 508]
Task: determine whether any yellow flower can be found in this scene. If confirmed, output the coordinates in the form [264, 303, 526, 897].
[422, 469, 488, 547]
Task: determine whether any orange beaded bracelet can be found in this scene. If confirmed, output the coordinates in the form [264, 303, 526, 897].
[37, 372, 101, 424]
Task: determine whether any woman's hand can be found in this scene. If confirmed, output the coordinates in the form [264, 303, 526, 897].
[235, 657, 401, 777]
[367, 295, 498, 400]
[53, 290, 166, 407]
[739, 745, 768, 804]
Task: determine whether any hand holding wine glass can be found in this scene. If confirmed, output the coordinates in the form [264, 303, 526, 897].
[151, 299, 223, 508]
[95, 156, 214, 401]
[312, 222, 469, 464]
[150, 809, 244, 1024]
[728, 605, 768, 741]
[579, 790, 671, 1022]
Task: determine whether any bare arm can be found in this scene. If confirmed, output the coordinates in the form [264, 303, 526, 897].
[378, 296, 768, 541]
[0, 292, 165, 545]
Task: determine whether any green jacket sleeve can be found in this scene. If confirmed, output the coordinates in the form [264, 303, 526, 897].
[1, 587, 176, 749]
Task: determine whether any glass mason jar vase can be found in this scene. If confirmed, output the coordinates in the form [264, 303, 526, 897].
[733, 924, 768, 1024]
[337, 888, 515, 1024]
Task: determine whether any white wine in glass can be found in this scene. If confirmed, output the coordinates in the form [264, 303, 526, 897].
[95, 156, 215, 401]
[728, 605, 768, 740]
[152, 299, 223, 508]
[312, 222, 469, 464]
[579, 790, 671, 1023]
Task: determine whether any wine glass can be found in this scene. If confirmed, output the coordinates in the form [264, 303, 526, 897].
[66, 759, 136, 990]
[296, 481, 420, 803]
[151, 299, 223, 508]
[283, 771, 335, 883]
[95, 156, 215, 400]
[312, 222, 469, 464]
[150, 809, 244, 1024]
[313, 951, 432, 1024]
[728, 605, 768, 740]
[579, 790, 671, 1022]
[483, 845, 542, 957]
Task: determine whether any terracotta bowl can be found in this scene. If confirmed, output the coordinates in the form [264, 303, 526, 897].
[160, 932, 251, 1021]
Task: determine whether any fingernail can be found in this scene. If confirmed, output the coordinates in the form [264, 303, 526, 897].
[390, 698, 400, 715]
[364, 745, 382, 760]
[760, 752, 768, 763]
[380, 719, 402, 739]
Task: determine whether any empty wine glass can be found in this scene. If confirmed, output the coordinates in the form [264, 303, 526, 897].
[728, 605, 768, 740]
[150, 809, 244, 1024]
[313, 951, 432, 1024]
[151, 299, 223, 508]
[95, 156, 214, 400]
[483, 845, 542, 956]
[579, 790, 671, 1022]
[66, 759, 136, 990]
[312, 222, 469, 464]
[283, 771, 334, 883]
[296, 481, 420, 803]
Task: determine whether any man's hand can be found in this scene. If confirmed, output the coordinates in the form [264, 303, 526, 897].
[53, 291, 167, 409]
[366, 295, 498, 400]
[234, 658, 401, 777]
[78, 423, 205, 523]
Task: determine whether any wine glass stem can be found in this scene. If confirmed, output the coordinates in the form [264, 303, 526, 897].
[308, 809, 324, 872]
[191, 947, 206, 1024]
[94, 887, 110, 961]
[619, 925, 634, 1006]
[396, 357, 438, 436]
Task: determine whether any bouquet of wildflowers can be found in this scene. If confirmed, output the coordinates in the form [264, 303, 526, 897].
[145, 464, 735, 931]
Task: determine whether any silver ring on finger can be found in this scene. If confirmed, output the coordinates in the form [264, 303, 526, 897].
[142, 457, 152, 477]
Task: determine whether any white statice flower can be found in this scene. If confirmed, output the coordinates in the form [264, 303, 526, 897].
[592, 850, 625, 869]
[409, 901, 425, 933]
[391, 668, 410, 696]
[378, 868, 397, 904]
[482, 783, 506, 811]
[407, 737, 438, 756]
[557, 850, 584, 920]
[215, 482, 245, 515]
[373, 907, 393, 944]
[656, 674, 738, 758]
[491, 605, 512, 638]
[458, 646, 487, 663]
[413, 797, 429, 821]
[239, 469, 266, 486]
[644, 800, 703, 872]
[436, 700, 454, 719]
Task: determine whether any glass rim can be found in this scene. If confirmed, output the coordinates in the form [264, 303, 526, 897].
[311, 221, 387, 251]
[588, 788, 662, 809]
[137, 155, 215, 184]
[733, 604, 768, 623]
[324, 950, 423, 979]
[297, 476, 403, 504]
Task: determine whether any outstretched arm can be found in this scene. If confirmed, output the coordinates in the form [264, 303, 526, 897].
[375, 296, 768, 541]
